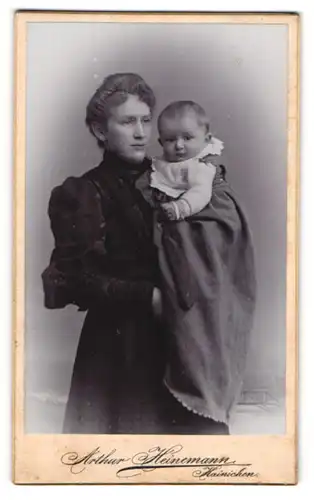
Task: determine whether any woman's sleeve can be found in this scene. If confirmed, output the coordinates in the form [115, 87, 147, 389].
[42, 176, 154, 310]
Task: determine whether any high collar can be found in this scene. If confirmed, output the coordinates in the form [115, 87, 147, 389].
[102, 150, 152, 183]
[155, 136, 224, 167]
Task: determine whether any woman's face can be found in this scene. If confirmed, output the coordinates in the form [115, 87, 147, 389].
[103, 94, 153, 164]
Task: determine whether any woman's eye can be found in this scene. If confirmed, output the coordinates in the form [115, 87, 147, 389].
[184, 136, 193, 141]
[142, 117, 152, 124]
[122, 118, 135, 124]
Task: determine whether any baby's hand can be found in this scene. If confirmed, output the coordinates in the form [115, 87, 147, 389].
[160, 202, 178, 221]
[159, 199, 191, 221]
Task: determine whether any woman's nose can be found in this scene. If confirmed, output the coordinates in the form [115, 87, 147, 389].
[133, 120, 145, 138]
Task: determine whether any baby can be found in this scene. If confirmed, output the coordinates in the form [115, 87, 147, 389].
[149, 100, 256, 425]
[150, 100, 224, 220]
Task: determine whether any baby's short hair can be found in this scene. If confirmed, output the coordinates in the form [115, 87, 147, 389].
[86, 73, 156, 136]
[157, 100, 210, 135]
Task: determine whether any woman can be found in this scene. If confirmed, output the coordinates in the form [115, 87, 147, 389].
[42, 73, 229, 434]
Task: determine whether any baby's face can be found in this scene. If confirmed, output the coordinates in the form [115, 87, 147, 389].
[159, 111, 209, 162]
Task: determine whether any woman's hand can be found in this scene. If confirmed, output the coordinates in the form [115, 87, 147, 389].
[152, 287, 163, 317]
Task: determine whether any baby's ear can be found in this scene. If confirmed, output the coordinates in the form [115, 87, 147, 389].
[158, 137, 163, 146]
[205, 132, 212, 143]
[91, 122, 106, 142]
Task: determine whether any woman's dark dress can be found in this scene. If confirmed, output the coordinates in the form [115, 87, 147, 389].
[42, 151, 229, 434]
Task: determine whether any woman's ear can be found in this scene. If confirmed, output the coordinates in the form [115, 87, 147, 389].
[91, 122, 106, 142]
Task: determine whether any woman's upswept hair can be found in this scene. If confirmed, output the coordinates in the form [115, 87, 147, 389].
[86, 73, 156, 139]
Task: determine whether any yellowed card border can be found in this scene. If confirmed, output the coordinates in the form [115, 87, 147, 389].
[13, 11, 300, 485]
[15, 10, 299, 24]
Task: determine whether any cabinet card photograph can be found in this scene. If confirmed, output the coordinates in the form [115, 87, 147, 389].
[13, 11, 299, 484]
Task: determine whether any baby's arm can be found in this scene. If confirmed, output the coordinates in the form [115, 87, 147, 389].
[161, 162, 216, 220]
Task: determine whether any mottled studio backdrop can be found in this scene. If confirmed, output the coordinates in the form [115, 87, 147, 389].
[25, 22, 288, 432]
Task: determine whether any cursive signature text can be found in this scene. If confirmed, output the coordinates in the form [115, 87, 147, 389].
[60, 444, 259, 479]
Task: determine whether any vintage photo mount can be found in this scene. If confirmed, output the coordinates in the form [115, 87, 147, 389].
[13, 11, 300, 485]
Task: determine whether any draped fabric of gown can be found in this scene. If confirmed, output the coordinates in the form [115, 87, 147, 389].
[152, 165, 257, 424]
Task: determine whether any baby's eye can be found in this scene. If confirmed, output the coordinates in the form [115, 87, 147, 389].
[165, 138, 175, 143]
[184, 135, 193, 141]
